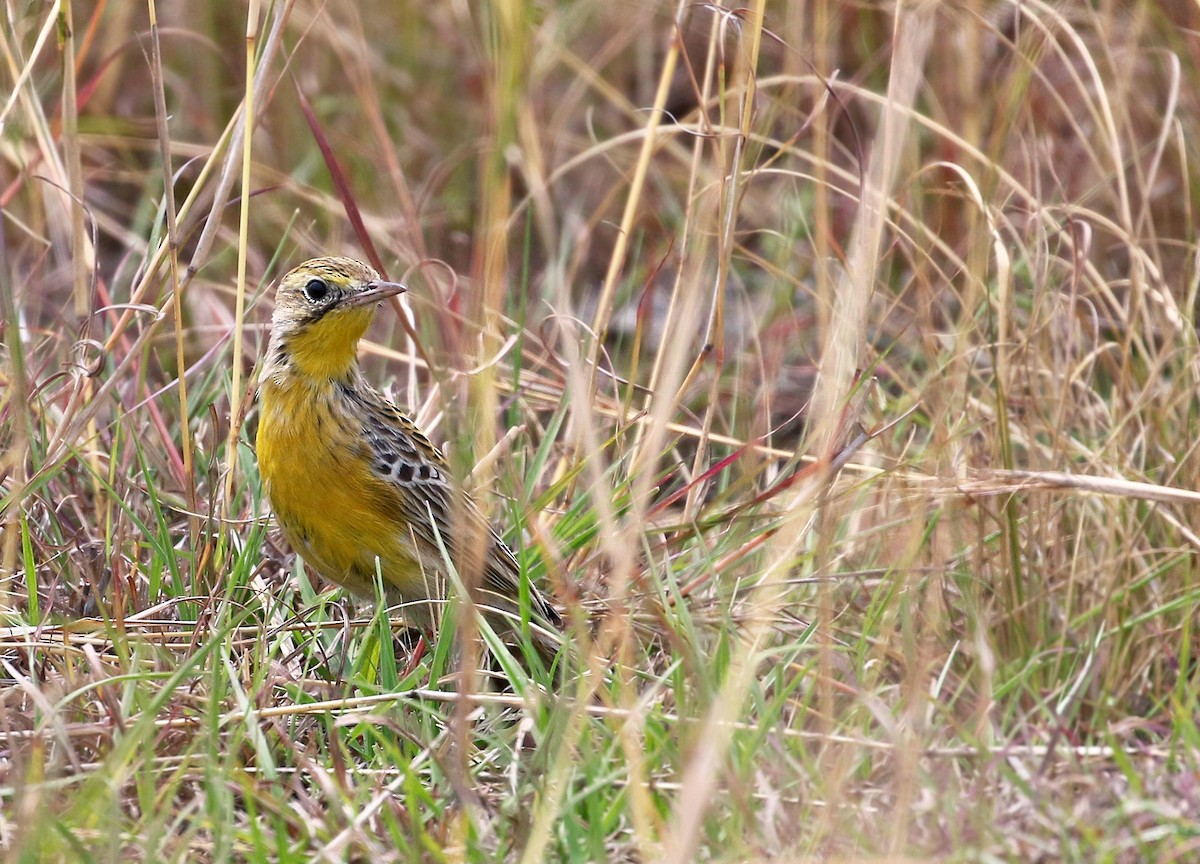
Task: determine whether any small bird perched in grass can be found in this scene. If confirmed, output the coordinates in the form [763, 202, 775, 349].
[255, 256, 562, 669]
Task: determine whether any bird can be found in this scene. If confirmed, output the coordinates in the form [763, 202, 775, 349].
[254, 256, 562, 670]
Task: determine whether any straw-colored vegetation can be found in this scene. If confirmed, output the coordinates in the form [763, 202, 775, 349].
[2, 1, 1198, 861]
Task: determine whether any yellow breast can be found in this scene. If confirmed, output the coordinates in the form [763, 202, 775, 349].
[256, 379, 425, 598]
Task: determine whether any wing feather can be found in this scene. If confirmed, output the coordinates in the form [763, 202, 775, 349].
[345, 381, 562, 633]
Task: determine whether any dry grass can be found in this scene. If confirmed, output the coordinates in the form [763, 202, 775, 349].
[3, 1, 1200, 861]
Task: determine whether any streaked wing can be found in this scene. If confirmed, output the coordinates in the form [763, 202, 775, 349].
[354, 383, 561, 627]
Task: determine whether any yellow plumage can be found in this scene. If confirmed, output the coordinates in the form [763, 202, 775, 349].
[255, 257, 561, 664]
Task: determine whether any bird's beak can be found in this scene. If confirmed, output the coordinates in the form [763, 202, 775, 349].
[347, 279, 407, 308]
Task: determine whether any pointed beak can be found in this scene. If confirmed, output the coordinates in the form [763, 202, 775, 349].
[347, 279, 407, 308]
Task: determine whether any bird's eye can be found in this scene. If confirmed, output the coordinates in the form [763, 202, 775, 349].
[303, 278, 330, 303]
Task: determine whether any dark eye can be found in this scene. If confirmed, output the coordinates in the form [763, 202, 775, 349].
[303, 278, 330, 302]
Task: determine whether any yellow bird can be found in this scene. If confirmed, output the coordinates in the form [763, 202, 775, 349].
[255, 256, 562, 667]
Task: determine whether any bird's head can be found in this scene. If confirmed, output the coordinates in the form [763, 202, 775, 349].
[265, 256, 406, 382]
